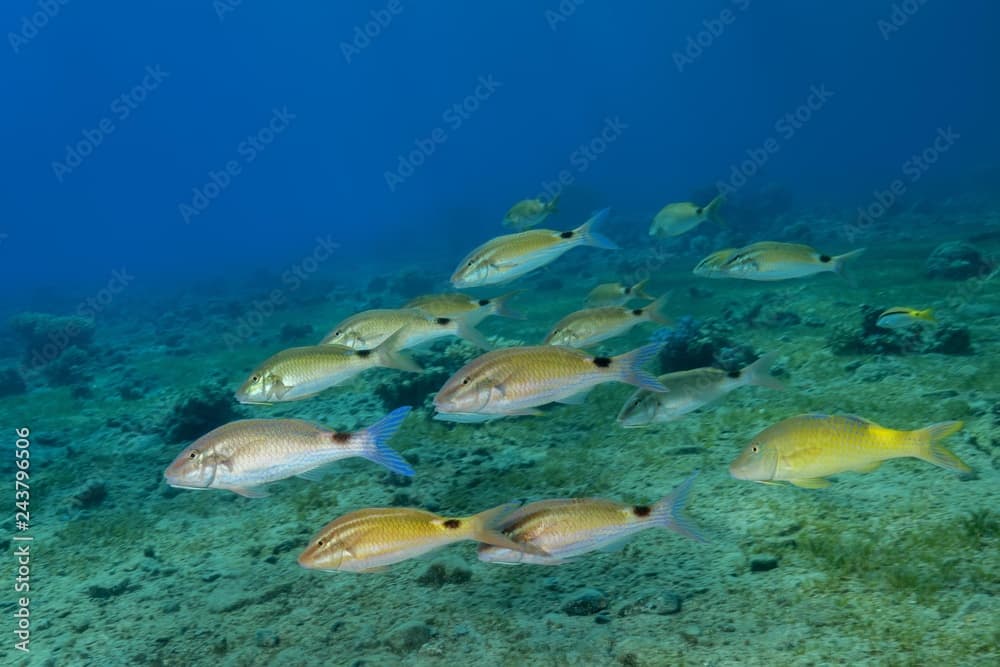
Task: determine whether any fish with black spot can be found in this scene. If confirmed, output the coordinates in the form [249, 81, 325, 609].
[236, 330, 421, 404]
[164, 407, 415, 498]
[298, 503, 544, 572]
[478, 471, 706, 565]
[451, 208, 618, 288]
[433, 342, 667, 422]
[320, 307, 491, 351]
[695, 241, 865, 281]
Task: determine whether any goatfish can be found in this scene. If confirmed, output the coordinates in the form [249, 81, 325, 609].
[320, 308, 490, 351]
[650, 195, 725, 238]
[701, 242, 866, 281]
[297, 503, 545, 573]
[692, 247, 738, 279]
[585, 278, 652, 307]
[503, 194, 559, 230]
[404, 291, 523, 324]
[543, 295, 672, 348]
[617, 352, 784, 427]
[451, 208, 618, 288]
[433, 342, 667, 422]
[235, 332, 420, 404]
[163, 407, 415, 498]
[876, 307, 937, 330]
[729, 414, 971, 489]
[478, 471, 706, 565]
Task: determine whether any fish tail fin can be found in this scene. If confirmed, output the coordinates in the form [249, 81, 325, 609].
[630, 278, 653, 301]
[546, 193, 560, 214]
[705, 194, 727, 227]
[651, 471, 708, 543]
[641, 293, 673, 326]
[358, 406, 415, 477]
[741, 351, 785, 391]
[572, 208, 618, 250]
[466, 503, 548, 556]
[455, 319, 493, 350]
[491, 290, 526, 320]
[372, 331, 422, 373]
[918, 308, 938, 325]
[832, 247, 866, 282]
[913, 421, 971, 473]
[612, 342, 667, 392]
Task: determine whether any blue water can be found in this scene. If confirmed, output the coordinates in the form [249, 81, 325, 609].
[4, 3, 999, 665]
[3, 2, 997, 299]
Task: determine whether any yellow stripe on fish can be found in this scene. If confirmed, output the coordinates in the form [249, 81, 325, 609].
[320, 307, 491, 351]
[696, 242, 865, 281]
[584, 278, 652, 307]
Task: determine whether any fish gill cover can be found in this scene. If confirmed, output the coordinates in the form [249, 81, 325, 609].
[1, 2, 999, 666]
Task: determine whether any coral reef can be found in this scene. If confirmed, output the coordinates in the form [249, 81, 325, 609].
[925, 241, 991, 280]
[162, 381, 242, 443]
[9, 311, 95, 361]
[0, 368, 27, 397]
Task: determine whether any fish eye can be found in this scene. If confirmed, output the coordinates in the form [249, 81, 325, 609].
[250, 375, 261, 384]
[316, 539, 325, 547]
[188, 449, 200, 459]
[751, 445, 759, 453]
[461, 377, 471, 385]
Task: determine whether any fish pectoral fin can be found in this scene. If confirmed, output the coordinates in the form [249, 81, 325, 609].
[556, 389, 592, 405]
[850, 461, 882, 474]
[356, 565, 390, 574]
[229, 485, 271, 498]
[788, 478, 832, 489]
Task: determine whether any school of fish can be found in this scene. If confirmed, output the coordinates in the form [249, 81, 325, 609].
[164, 192, 973, 575]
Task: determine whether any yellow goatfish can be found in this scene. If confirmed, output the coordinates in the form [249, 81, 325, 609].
[404, 291, 523, 323]
[503, 194, 559, 230]
[585, 278, 652, 307]
[478, 471, 705, 565]
[320, 308, 490, 351]
[297, 503, 544, 573]
[702, 242, 865, 281]
[876, 307, 937, 330]
[235, 331, 420, 404]
[729, 414, 971, 488]
[650, 195, 725, 238]
[164, 407, 414, 498]
[433, 342, 667, 422]
[543, 295, 671, 348]
[451, 208, 618, 288]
